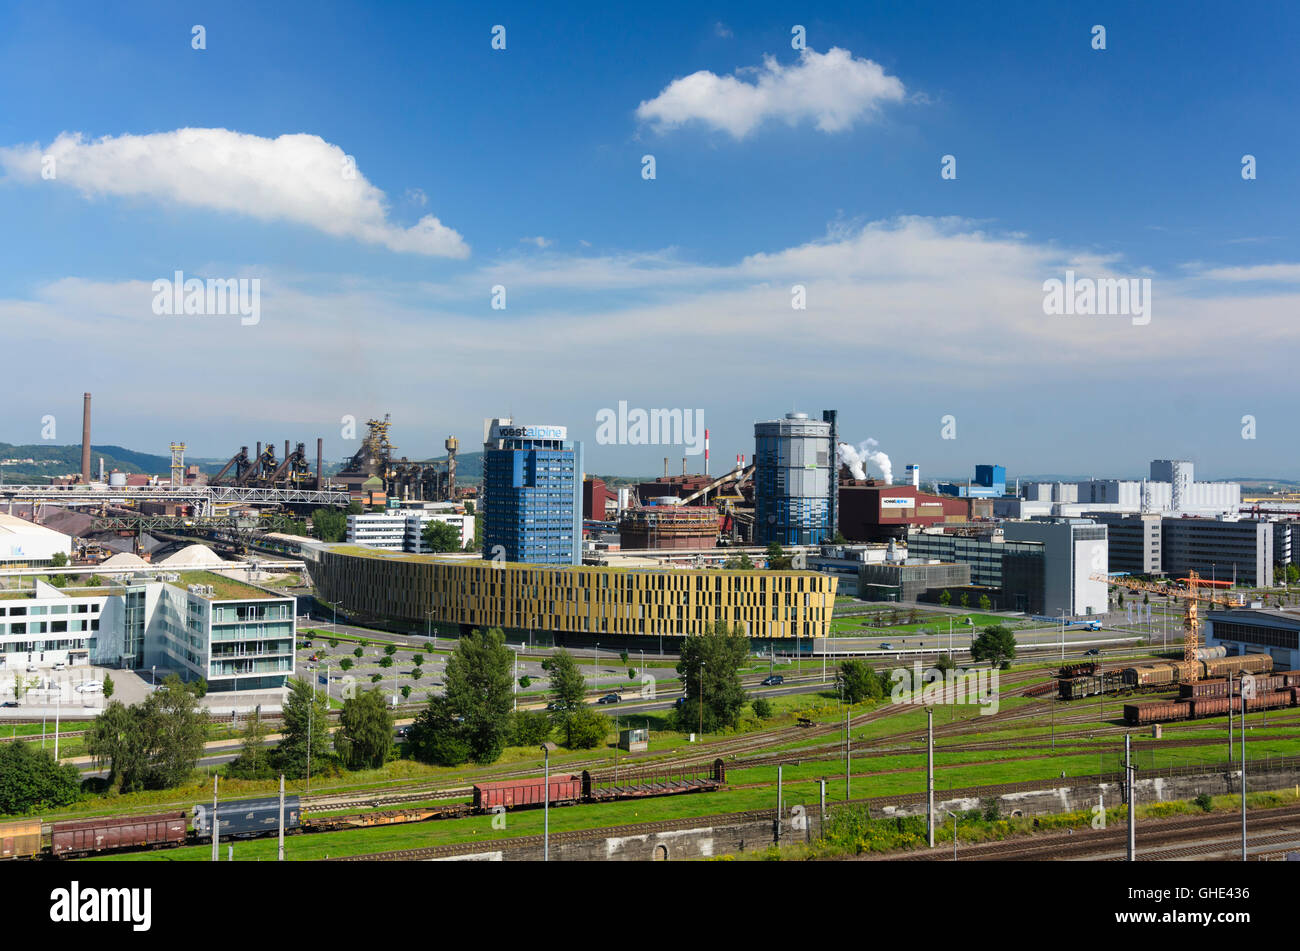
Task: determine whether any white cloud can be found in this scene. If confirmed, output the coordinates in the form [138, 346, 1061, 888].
[520, 236, 552, 248]
[0, 129, 469, 258]
[713, 22, 733, 38]
[636, 47, 906, 139]
[1196, 263, 1300, 282]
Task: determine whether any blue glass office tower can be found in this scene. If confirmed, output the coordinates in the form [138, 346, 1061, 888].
[482, 419, 583, 565]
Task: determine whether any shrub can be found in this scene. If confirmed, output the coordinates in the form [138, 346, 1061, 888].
[752, 697, 774, 719]
[1194, 793, 1213, 813]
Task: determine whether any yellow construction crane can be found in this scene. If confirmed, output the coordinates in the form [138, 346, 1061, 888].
[1090, 572, 1245, 681]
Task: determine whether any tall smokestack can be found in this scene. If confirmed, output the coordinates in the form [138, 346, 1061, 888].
[664, 457, 669, 479]
[682, 457, 687, 476]
[704, 429, 709, 476]
[80, 393, 92, 484]
[316, 438, 323, 489]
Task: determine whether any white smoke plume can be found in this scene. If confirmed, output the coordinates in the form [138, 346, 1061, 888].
[837, 439, 893, 484]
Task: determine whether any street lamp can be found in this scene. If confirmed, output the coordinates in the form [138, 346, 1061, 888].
[947, 810, 959, 860]
[540, 741, 558, 861]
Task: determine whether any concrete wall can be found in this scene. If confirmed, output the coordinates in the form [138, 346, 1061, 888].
[422, 762, 1300, 861]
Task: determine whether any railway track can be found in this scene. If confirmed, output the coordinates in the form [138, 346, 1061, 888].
[885, 805, 1300, 861]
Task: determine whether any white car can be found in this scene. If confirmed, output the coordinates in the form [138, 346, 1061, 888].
[75, 681, 103, 693]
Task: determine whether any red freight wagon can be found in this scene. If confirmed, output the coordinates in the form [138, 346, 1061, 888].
[472, 776, 582, 811]
[1190, 696, 1230, 719]
[50, 811, 188, 857]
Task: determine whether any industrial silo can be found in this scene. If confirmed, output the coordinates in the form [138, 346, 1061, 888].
[753, 411, 834, 546]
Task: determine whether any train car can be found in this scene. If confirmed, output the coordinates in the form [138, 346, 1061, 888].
[1189, 696, 1231, 719]
[1246, 690, 1292, 713]
[1125, 663, 1180, 687]
[1179, 677, 1232, 700]
[1204, 654, 1273, 678]
[472, 776, 582, 811]
[1059, 663, 1098, 678]
[1281, 670, 1300, 687]
[0, 819, 42, 860]
[50, 812, 188, 857]
[193, 796, 301, 839]
[1123, 700, 1191, 726]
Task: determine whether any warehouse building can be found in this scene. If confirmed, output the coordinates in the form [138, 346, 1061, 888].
[308, 544, 836, 643]
[0, 513, 72, 567]
[839, 483, 972, 541]
[1206, 609, 1300, 671]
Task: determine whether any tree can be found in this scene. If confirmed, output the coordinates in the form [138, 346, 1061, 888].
[101, 674, 114, 700]
[277, 679, 331, 780]
[509, 710, 552, 747]
[408, 695, 471, 766]
[424, 642, 434, 653]
[86, 574, 103, 587]
[411, 668, 423, 680]
[959, 592, 970, 608]
[339, 657, 353, 672]
[969, 625, 1017, 668]
[422, 519, 463, 553]
[765, 542, 792, 569]
[51, 551, 69, 568]
[1117, 592, 1125, 607]
[335, 689, 394, 770]
[379, 656, 394, 669]
[0, 741, 82, 813]
[413, 654, 425, 667]
[370, 674, 382, 683]
[939, 589, 952, 607]
[353, 647, 364, 658]
[226, 709, 274, 779]
[546, 649, 587, 723]
[188, 678, 208, 698]
[328, 638, 339, 649]
[619, 650, 630, 667]
[442, 627, 514, 763]
[838, 659, 882, 704]
[310, 507, 348, 542]
[934, 653, 958, 675]
[564, 706, 608, 749]
[723, 553, 754, 570]
[519, 675, 532, 689]
[401, 685, 412, 700]
[752, 697, 774, 719]
[627, 668, 636, 680]
[1288, 564, 1300, 584]
[978, 594, 991, 612]
[676, 621, 749, 732]
[384, 643, 397, 656]
[85, 678, 209, 791]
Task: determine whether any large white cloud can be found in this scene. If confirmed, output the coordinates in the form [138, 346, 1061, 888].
[0, 128, 469, 258]
[636, 47, 906, 138]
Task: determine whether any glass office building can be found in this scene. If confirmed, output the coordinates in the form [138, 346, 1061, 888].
[482, 420, 583, 565]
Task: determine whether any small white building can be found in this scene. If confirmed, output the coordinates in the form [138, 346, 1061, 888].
[0, 513, 73, 566]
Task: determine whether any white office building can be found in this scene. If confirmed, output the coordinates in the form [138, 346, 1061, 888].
[347, 510, 472, 553]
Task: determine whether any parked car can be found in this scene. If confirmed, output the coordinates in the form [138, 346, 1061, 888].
[760, 675, 784, 686]
[596, 693, 621, 704]
[1085, 648, 1101, 656]
[75, 682, 103, 693]
[396, 725, 411, 738]
[879, 643, 893, 650]
[53, 662, 67, 671]
[1, 701, 18, 708]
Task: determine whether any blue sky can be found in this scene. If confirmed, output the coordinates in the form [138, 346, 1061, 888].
[1, 0, 1296, 480]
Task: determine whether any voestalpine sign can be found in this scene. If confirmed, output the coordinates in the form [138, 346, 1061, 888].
[496, 424, 567, 440]
[881, 497, 915, 508]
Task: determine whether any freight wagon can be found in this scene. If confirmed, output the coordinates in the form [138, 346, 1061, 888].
[0, 819, 42, 860]
[1205, 654, 1273, 678]
[1123, 700, 1192, 726]
[1127, 688, 1294, 725]
[473, 776, 583, 810]
[193, 796, 301, 839]
[50, 812, 188, 857]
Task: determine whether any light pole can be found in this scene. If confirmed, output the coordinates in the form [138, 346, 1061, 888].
[594, 643, 600, 692]
[1241, 686, 1247, 861]
[541, 742, 557, 861]
[1058, 610, 1066, 661]
[947, 810, 959, 860]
